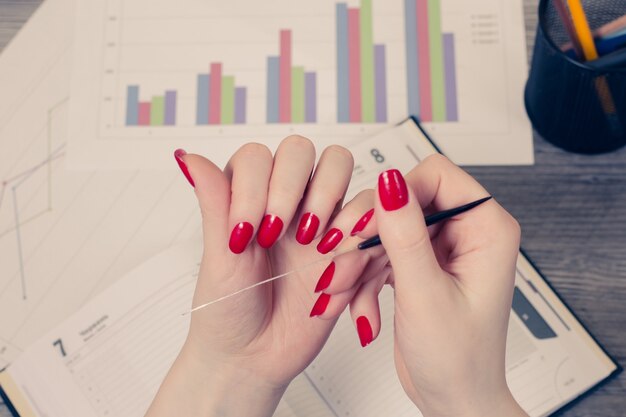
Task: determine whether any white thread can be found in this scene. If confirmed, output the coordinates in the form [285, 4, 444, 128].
[182, 246, 357, 315]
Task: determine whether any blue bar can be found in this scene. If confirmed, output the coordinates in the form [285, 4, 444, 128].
[196, 74, 209, 125]
[404, 0, 420, 117]
[126, 85, 139, 126]
[267, 56, 280, 123]
[336, 3, 350, 123]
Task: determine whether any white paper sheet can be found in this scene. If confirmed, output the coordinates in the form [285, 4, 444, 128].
[67, 0, 534, 169]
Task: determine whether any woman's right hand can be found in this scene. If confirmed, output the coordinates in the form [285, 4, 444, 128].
[331, 155, 528, 417]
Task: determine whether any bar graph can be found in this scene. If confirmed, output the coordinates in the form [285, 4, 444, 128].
[267, 30, 317, 124]
[126, 86, 177, 126]
[196, 63, 247, 125]
[74, 0, 533, 169]
[336, 0, 388, 123]
[404, 0, 458, 122]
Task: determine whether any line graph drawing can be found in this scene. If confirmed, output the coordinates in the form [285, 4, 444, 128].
[0, 98, 68, 300]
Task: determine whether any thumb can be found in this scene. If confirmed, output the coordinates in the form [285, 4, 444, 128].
[174, 149, 230, 253]
[375, 169, 443, 294]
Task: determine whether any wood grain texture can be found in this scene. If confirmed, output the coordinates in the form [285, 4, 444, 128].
[0, 0, 624, 416]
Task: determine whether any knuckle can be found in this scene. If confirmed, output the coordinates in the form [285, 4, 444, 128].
[231, 188, 266, 208]
[391, 229, 432, 260]
[234, 142, 272, 162]
[324, 145, 354, 164]
[283, 134, 314, 151]
[423, 153, 452, 169]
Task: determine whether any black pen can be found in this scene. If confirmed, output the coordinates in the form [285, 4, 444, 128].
[357, 196, 493, 250]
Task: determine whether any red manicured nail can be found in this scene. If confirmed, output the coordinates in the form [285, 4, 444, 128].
[296, 212, 320, 245]
[229, 222, 254, 254]
[314, 262, 335, 293]
[378, 169, 408, 211]
[350, 208, 374, 236]
[310, 293, 331, 317]
[257, 215, 283, 248]
[174, 149, 195, 187]
[317, 228, 343, 254]
[357, 316, 373, 347]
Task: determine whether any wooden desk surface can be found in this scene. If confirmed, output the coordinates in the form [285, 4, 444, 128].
[0, 1, 624, 416]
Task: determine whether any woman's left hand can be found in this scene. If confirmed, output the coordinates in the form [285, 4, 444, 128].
[146, 136, 383, 417]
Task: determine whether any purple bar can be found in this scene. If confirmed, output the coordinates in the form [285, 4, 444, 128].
[235, 87, 246, 124]
[443, 33, 458, 122]
[305, 72, 317, 123]
[165, 90, 177, 125]
[374, 44, 387, 123]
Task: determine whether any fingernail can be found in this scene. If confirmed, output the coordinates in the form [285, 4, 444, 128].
[229, 222, 254, 254]
[296, 212, 320, 245]
[350, 208, 374, 236]
[174, 149, 195, 187]
[310, 293, 331, 317]
[356, 316, 373, 347]
[317, 228, 343, 254]
[378, 169, 408, 211]
[314, 262, 335, 293]
[257, 215, 283, 249]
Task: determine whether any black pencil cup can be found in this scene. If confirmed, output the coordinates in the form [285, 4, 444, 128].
[525, 0, 626, 154]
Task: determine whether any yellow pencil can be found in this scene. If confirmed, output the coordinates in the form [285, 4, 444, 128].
[566, 0, 599, 61]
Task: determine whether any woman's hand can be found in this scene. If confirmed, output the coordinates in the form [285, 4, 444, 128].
[146, 136, 383, 417]
[325, 155, 528, 417]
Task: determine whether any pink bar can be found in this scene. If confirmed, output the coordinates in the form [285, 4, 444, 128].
[348, 8, 361, 123]
[209, 62, 222, 124]
[138, 102, 151, 126]
[279, 30, 292, 123]
[416, 0, 432, 122]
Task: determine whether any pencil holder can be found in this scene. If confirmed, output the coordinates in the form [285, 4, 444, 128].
[525, 0, 626, 154]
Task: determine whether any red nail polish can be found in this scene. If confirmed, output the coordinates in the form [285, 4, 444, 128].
[310, 293, 331, 317]
[356, 316, 373, 347]
[314, 262, 335, 293]
[174, 149, 195, 187]
[296, 212, 320, 245]
[257, 215, 283, 248]
[378, 169, 408, 211]
[317, 228, 343, 254]
[229, 222, 254, 254]
[350, 208, 374, 236]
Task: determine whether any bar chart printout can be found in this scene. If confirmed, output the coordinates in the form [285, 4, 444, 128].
[126, 86, 177, 126]
[404, 0, 458, 122]
[336, 0, 388, 124]
[196, 63, 247, 125]
[266, 30, 317, 124]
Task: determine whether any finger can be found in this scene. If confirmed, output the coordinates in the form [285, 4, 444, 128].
[174, 149, 230, 254]
[316, 189, 376, 254]
[309, 286, 357, 320]
[223, 143, 273, 254]
[317, 249, 388, 295]
[351, 208, 441, 241]
[257, 135, 316, 249]
[349, 266, 390, 347]
[374, 169, 444, 296]
[295, 146, 354, 245]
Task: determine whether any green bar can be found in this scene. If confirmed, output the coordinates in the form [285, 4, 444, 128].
[428, 0, 446, 122]
[221, 75, 235, 124]
[360, 0, 375, 123]
[150, 96, 164, 126]
[291, 66, 305, 123]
